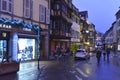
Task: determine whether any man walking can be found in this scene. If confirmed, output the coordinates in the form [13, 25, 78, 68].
[106, 47, 111, 62]
[55, 46, 61, 62]
[96, 48, 102, 64]
[102, 49, 106, 61]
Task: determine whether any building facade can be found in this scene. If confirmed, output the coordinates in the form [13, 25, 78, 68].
[70, 5, 81, 54]
[113, 9, 120, 51]
[79, 11, 90, 51]
[0, 0, 50, 62]
[104, 9, 120, 52]
[50, 0, 72, 55]
[88, 23, 96, 52]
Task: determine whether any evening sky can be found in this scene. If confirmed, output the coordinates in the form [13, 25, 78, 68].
[73, 0, 120, 33]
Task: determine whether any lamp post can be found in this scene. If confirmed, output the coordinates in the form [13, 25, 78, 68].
[37, 26, 40, 69]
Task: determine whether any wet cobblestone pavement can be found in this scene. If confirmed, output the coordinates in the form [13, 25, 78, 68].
[1, 54, 120, 80]
[0, 61, 54, 80]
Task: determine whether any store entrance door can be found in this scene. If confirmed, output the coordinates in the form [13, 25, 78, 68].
[0, 40, 7, 62]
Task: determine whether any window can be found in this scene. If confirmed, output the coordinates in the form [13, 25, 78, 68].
[66, 24, 69, 33]
[90, 32, 92, 36]
[46, 8, 50, 24]
[18, 38, 36, 61]
[1, 0, 13, 13]
[24, 0, 31, 18]
[118, 20, 120, 26]
[54, 21, 59, 30]
[50, 20, 52, 29]
[40, 5, 45, 23]
[54, 4, 60, 10]
[62, 4, 67, 14]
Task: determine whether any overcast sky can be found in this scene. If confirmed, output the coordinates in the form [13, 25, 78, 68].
[72, 0, 120, 33]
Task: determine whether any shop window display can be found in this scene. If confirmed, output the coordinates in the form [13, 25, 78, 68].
[0, 40, 7, 62]
[18, 38, 35, 61]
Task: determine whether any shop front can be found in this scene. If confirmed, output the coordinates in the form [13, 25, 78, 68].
[0, 31, 10, 62]
[0, 18, 41, 62]
[50, 39, 70, 56]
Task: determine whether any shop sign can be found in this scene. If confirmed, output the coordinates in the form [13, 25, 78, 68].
[118, 45, 120, 51]
[0, 23, 11, 29]
[23, 28, 31, 31]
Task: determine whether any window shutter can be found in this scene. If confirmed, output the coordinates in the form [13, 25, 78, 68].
[2, 0, 7, 11]
[46, 8, 50, 24]
[8, 0, 12, 13]
[40, 5, 45, 23]
[1, 0, 13, 13]
[24, 0, 31, 18]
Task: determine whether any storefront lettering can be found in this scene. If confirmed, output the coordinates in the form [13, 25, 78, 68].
[0, 24, 11, 28]
[23, 28, 31, 31]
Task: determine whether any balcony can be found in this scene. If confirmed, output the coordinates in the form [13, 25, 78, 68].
[61, 12, 72, 24]
[51, 10, 61, 16]
[50, 29, 71, 39]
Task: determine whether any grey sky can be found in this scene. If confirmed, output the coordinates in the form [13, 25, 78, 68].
[73, 0, 120, 33]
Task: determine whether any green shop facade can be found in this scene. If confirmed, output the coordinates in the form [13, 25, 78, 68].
[0, 17, 41, 62]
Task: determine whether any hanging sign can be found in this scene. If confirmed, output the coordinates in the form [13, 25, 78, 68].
[23, 28, 31, 31]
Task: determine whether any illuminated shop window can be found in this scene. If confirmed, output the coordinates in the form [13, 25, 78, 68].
[0, 40, 7, 62]
[18, 38, 35, 61]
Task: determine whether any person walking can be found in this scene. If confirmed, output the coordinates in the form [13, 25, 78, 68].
[61, 46, 66, 62]
[106, 47, 111, 62]
[55, 46, 61, 62]
[66, 47, 70, 57]
[102, 49, 106, 61]
[96, 48, 102, 64]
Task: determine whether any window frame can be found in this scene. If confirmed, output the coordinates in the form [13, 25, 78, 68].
[1, 0, 13, 14]
[46, 8, 50, 24]
[118, 20, 120, 26]
[39, 4, 46, 23]
[24, 0, 32, 18]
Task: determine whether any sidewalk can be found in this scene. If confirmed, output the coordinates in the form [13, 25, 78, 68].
[0, 60, 55, 80]
[0, 56, 80, 80]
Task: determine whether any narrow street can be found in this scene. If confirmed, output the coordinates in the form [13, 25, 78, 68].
[0, 52, 120, 80]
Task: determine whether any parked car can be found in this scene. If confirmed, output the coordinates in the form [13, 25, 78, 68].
[74, 49, 90, 60]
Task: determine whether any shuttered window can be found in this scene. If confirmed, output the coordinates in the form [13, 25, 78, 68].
[39, 5, 45, 23]
[24, 0, 31, 18]
[1, 0, 13, 13]
[46, 8, 50, 24]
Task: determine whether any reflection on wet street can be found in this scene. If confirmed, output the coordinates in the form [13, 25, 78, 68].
[0, 61, 54, 80]
[1, 54, 120, 80]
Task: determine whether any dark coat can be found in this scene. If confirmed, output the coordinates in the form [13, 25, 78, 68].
[96, 50, 101, 58]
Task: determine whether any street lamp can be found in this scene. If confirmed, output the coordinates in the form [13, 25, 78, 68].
[37, 26, 40, 70]
[86, 30, 89, 33]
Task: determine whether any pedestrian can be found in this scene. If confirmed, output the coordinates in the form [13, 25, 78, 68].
[106, 48, 111, 62]
[55, 46, 61, 62]
[66, 47, 70, 57]
[96, 48, 102, 64]
[102, 49, 106, 61]
[61, 46, 66, 62]
[113, 45, 117, 56]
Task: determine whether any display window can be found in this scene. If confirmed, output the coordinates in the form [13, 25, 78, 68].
[0, 40, 7, 62]
[18, 38, 35, 61]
